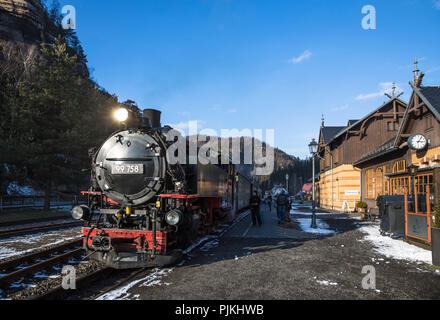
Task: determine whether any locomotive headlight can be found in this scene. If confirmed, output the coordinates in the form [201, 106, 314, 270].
[165, 210, 182, 226]
[114, 108, 129, 122]
[72, 205, 91, 221]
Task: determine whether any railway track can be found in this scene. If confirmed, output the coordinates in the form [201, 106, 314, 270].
[0, 221, 83, 240]
[0, 239, 84, 297]
[0, 210, 251, 300]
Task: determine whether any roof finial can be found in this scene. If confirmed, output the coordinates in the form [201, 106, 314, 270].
[413, 57, 420, 83]
[321, 114, 325, 128]
[384, 81, 404, 100]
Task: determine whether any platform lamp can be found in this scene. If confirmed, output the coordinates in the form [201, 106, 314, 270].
[308, 138, 319, 229]
[286, 173, 289, 193]
[408, 164, 419, 176]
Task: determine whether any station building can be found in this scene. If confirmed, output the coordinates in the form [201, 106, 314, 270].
[317, 64, 440, 213]
[317, 95, 407, 211]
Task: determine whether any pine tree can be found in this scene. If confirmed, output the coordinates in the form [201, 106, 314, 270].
[17, 36, 96, 209]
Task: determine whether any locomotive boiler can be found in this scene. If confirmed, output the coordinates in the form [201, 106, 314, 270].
[72, 108, 252, 269]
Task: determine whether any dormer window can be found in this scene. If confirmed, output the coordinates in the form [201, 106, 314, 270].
[387, 122, 398, 131]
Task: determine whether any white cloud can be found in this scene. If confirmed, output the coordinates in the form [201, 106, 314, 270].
[434, 0, 440, 10]
[331, 104, 349, 112]
[289, 50, 312, 64]
[228, 108, 237, 113]
[355, 82, 403, 101]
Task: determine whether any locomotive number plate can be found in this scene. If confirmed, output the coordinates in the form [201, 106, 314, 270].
[111, 164, 144, 175]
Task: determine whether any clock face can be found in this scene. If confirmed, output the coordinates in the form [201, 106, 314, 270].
[409, 134, 427, 150]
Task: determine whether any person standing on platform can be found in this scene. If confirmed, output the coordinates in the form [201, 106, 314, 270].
[249, 191, 262, 227]
[276, 189, 289, 224]
[267, 194, 272, 212]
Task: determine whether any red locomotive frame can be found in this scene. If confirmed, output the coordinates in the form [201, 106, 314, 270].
[79, 192, 236, 268]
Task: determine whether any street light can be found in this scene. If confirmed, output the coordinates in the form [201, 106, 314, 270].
[286, 173, 289, 193]
[308, 138, 318, 229]
[309, 138, 318, 154]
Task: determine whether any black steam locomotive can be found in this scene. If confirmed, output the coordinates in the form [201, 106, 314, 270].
[72, 108, 252, 269]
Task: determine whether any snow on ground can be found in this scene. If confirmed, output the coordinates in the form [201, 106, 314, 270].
[316, 280, 338, 286]
[199, 240, 220, 252]
[96, 268, 173, 300]
[0, 227, 82, 260]
[7, 182, 43, 196]
[359, 225, 432, 265]
[296, 218, 336, 235]
[183, 235, 218, 255]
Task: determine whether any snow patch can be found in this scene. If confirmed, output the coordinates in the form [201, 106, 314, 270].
[297, 218, 336, 235]
[316, 280, 338, 286]
[359, 225, 432, 264]
[96, 268, 173, 300]
[0, 233, 81, 260]
[7, 182, 43, 196]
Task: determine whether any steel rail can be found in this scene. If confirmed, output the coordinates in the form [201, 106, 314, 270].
[0, 247, 84, 288]
[0, 239, 83, 271]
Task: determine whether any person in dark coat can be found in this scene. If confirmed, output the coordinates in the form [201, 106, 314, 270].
[249, 191, 262, 227]
[276, 190, 289, 224]
[267, 195, 272, 212]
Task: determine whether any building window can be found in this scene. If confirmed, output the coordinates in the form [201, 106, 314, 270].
[390, 174, 433, 195]
[384, 164, 392, 195]
[387, 122, 398, 131]
[392, 160, 406, 173]
[376, 167, 384, 197]
[365, 169, 375, 199]
[414, 174, 434, 194]
[390, 176, 409, 195]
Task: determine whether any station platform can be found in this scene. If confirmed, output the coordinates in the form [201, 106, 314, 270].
[225, 204, 319, 240]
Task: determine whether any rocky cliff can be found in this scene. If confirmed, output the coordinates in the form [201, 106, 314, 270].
[0, 0, 45, 43]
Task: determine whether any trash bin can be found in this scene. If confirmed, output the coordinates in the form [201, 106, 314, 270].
[376, 195, 426, 236]
[376, 195, 406, 236]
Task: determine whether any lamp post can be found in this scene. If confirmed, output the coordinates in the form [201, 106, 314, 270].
[286, 173, 289, 193]
[308, 138, 319, 229]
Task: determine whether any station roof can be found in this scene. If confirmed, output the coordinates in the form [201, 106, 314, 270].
[320, 97, 407, 147]
[419, 86, 440, 120]
[320, 126, 346, 145]
[354, 85, 440, 166]
[353, 137, 397, 166]
[348, 119, 359, 126]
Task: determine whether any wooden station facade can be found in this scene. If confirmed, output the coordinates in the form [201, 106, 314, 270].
[317, 63, 440, 213]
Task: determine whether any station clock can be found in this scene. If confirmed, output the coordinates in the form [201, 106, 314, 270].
[408, 134, 428, 150]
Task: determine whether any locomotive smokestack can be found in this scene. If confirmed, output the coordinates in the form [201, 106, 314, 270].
[143, 109, 162, 128]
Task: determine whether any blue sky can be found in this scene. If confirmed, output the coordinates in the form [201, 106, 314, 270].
[59, 0, 440, 158]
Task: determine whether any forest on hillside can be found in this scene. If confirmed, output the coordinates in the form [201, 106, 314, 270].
[0, 1, 316, 208]
[0, 1, 127, 208]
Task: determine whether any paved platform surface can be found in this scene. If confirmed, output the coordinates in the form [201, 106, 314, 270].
[97, 205, 440, 300]
[225, 204, 317, 240]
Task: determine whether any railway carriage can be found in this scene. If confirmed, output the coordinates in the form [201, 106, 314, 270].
[73, 108, 252, 269]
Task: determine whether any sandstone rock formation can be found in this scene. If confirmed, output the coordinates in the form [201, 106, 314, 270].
[0, 0, 45, 43]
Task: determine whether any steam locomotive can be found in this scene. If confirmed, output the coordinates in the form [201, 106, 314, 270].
[72, 108, 252, 269]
